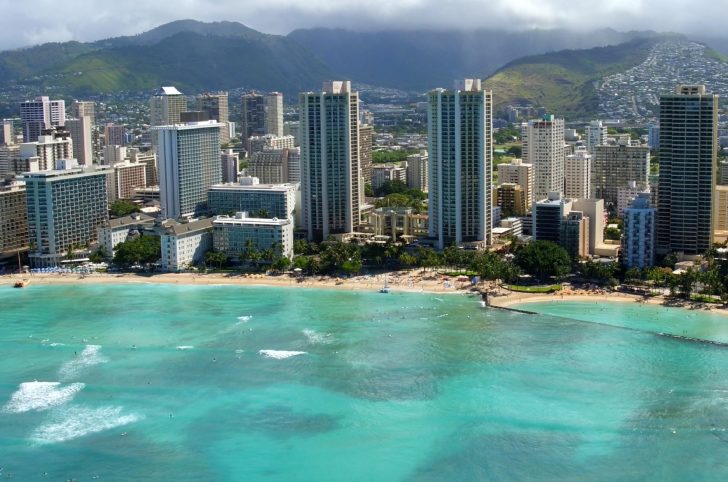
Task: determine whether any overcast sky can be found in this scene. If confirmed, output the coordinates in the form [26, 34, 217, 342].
[0, 0, 723, 50]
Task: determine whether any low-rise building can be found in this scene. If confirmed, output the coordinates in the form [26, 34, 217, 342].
[362, 207, 428, 243]
[160, 218, 213, 271]
[97, 213, 155, 254]
[372, 164, 407, 192]
[213, 212, 294, 260]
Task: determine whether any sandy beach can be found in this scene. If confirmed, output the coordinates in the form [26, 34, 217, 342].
[488, 286, 728, 316]
[2, 269, 472, 294]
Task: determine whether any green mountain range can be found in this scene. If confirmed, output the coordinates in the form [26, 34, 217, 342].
[0, 20, 334, 97]
[1, 21, 725, 121]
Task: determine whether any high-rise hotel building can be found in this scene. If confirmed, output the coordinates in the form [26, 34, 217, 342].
[523, 115, 565, 201]
[428, 79, 492, 250]
[154, 121, 221, 219]
[24, 165, 110, 267]
[657, 85, 717, 255]
[300, 81, 360, 241]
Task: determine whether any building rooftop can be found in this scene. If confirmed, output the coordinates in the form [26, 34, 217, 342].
[104, 213, 155, 229]
[214, 212, 291, 226]
[165, 218, 213, 236]
[154, 86, 183, 96]
[209, 182, 297, 192]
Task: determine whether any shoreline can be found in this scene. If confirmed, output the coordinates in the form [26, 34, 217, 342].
[489, 288, 728, 317]
[1, 270, 471, 295]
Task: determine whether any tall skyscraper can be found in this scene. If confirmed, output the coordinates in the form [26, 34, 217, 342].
[66, 117, 93, 166]
[428, 79, 492, 250]
[585, 120, 607, 155]
[524, 115, 565, 201]
[657, 84, 717, 255]
[241, 93, 266, 140]
[20, 96, 66, 143]
[197, 92, 230, 144]
[564, 146, 592, 199]
[70, 101, 95, 126]
[154, 121, 222, 219]
[265, 92, 284, 137]
[359, 124, 373, 186]
[300, 81, 360, 241]
[592, 143, 650, 207]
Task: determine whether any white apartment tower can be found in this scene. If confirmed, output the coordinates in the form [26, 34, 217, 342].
[154, 121, 221, 219]
[428, 79, 492, 250]
[524, 115, 565, 201]
[586, 120, 607, 155]
[265, 92, 284, 137]
[564, 146, 592, 199]
[300, 81, 360, 241]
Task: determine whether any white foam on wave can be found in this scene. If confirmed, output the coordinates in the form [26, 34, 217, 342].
[237, 315, 252, 323]
[176, 345, 194, 350]
[31, 405, 142, 444]
[302, 329, 333, 345]
[58, 345, 108, 380]
[2, 382, 85, 414]
[258, 349, 307, 360]
[49, 342, 65, 347]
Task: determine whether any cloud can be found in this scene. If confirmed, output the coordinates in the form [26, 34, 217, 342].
[0, 0, 724, 50]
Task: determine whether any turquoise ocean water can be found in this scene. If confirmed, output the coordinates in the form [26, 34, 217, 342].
[3, 284, 728, 480]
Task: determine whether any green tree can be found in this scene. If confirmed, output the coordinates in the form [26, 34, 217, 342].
[364, 183, 374, 197]
[605, 227, 621, 241]
[372, 150, 411, 164]
[399, 252, 417, 268]
[89, 245, 109, 263]
[250, 208, 272, 218]
[514, 241, 571, 281]
[204, 250, 227, 269]
[109, 200, 141, 218]
[271, 256, 291, 272]
[113, 235, 161, 266]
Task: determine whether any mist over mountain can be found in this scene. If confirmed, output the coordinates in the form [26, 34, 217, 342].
[287, 28, 663, 90]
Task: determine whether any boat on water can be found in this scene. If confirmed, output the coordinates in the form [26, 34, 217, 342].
[13, 279, 29, 288]
[380, 274, 390, 293]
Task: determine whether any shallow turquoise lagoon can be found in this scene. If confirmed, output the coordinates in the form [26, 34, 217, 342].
[2, 284, 728, 481]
